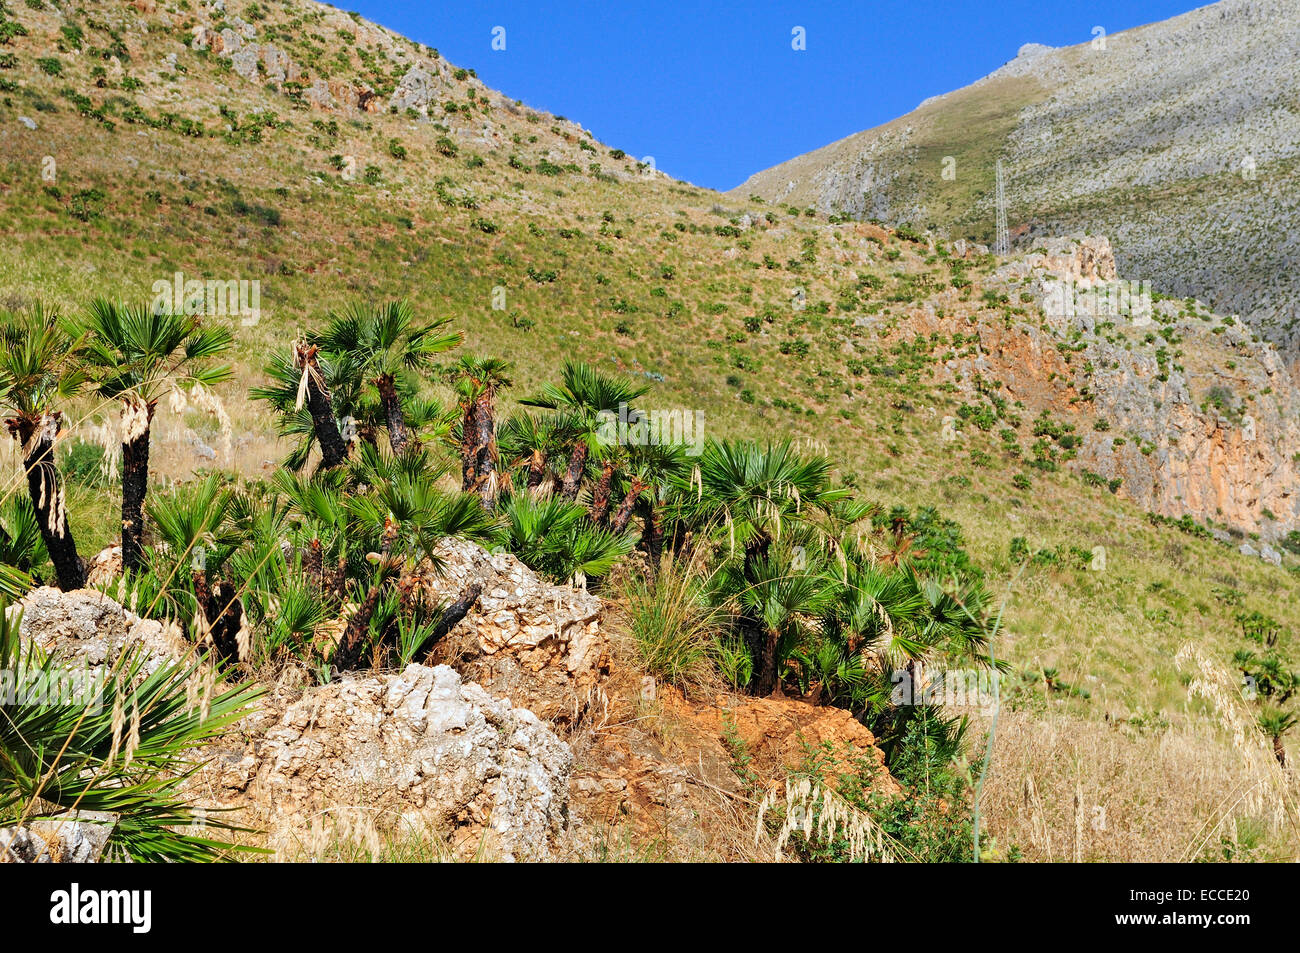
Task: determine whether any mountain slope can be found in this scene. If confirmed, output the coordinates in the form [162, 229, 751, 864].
[1, 0, 1299, 859]
[731, 0, 1300, 360]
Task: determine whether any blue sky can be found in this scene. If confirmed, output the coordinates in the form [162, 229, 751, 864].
[345, 0, 1207, 191]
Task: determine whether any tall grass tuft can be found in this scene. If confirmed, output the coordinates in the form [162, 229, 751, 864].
[622, 550, 719, 690]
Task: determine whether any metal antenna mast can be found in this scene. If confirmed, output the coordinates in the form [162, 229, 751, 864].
[994, 158, 1009, 256]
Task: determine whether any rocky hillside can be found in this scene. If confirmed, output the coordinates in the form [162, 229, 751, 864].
[884, 234, 1300, 548]
[732, 0, 1300, 361]
[9, 558, 899, 862]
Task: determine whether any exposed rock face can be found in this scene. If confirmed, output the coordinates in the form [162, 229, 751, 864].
[1029, 235, 1118, 286]
[0, 814, 115, 863]
[303, 78, 337, 110]
[12, 586, 579, 861]
[85, 545, 123, 588]
[670, 691, 900, 791]
[229, 47, 260, 82]
[422, 539, 609, 724]
[868, 236, 1300, 539]
[261, 45, 294, 84]
[567, 670, 900, 859]
[197, 664, 572, 861]
[15, 586, 182, 676]
[1025, 239, 1300, 537]
[388, 66, 439, 114]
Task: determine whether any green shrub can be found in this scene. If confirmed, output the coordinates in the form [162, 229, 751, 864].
[60, 440, 114, 487]
[68, 188, 105, 221]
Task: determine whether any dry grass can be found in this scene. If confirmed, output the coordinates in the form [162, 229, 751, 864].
[979, 660, 1300, 862]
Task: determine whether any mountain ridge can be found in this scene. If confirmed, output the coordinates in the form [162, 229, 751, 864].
[731, 0, 1300, 361]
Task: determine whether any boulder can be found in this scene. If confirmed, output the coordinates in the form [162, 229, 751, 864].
[197, 664, 572, 861]
[304, 79, 336, 110]
[230, 47, 260, 82]
[261, 45, 294, 84]
[14, 586, 184, 677]
[421, 539, 609, 725]
[0, 813, 116, 863]
[13, 586, 576, 861]
[218, 27, 241, 55]
[388, 66, 438, 114]
[85, 545, 122, 588]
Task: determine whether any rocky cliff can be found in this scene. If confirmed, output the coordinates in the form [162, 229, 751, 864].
[848, 234, 1300, 542]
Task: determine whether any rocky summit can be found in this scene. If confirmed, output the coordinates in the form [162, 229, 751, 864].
[734, 0, 1300, 363]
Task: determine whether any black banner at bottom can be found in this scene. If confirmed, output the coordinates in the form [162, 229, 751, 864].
[0, 861, 1269, 942]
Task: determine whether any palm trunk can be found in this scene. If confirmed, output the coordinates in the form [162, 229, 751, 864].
[8, 412, 84, 590]
[740, 536, 772, 695]
[754, 628, 780, 696]
[588, 459, 617, 522]
[610, 478, 646, 534]
[295, 343, 347, 469]
[375, 373, 411, 454]
[459, 404, 478, 493]
[644, 504, 664, 579]
[432, 582, 482, 644]
[1274, 734, 1287, 768]
[526, 450, 547, 490]
[303, 537, 323, 591]
[561, 440, 589, 500]
[193, 571, 243, 664]
[335, 581, 385, 670]
[120, 398, 154, 574]
[472, 389, 498, 512]
[329, 554, 348, 603]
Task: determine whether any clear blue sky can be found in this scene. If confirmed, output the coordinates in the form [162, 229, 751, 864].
[344, 0, 1207, 191]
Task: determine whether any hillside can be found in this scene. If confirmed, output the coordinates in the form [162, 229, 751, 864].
[732, 0, 1300, 362]
[0, 0, 1298, 862]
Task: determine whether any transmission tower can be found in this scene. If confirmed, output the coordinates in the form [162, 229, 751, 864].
[994, 159, 1009, 256]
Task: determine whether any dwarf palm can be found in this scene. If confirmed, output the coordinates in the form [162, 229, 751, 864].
[0, 598, 262, 861]
[142, 474, 251, 662]
[684, 439, 850, 563]
[610, 442, 691, 578]
[499, 494, 636, 585]
[718, 543, 838, 695]
[251, 346, 365, 471]
[329, 444, 497, 668]
[683, 441, 845, 693]
[346, 442, 498, 562]
[0, 305, 87, 590]
[0, 495, 45, 597]
[312, 301, 462, 454]
[1258, 706, 1299, 766]
[452, 357, 512, 512]
[73, 299, 233, 573]
[498, 410, 577, 494]
[521, 360, 650, 500]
